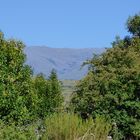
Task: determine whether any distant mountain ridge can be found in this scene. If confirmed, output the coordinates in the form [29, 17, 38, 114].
[24, 47, 105, 80]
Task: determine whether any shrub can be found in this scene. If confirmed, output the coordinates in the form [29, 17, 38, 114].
[0, 121, 37, 140]
[42, 113, 111, 140]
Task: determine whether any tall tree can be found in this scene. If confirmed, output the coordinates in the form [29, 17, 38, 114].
[71, 14, 140, 139]
[0, 32, 35, 123]
[33, 70, 63, 118]
[47, 69, 64, 112]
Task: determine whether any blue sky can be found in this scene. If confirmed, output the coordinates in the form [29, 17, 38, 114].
[0, 0, 140, 48]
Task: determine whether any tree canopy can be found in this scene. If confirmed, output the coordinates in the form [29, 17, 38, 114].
[71, 14, 140, 139]
[33, 70, 63, 118]
[0, 33, 64, 123]
[127, 13, 140, 37]
[0, 32, 34, 123]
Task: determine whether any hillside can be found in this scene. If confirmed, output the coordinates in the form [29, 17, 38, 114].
[24, 47, 104, 79]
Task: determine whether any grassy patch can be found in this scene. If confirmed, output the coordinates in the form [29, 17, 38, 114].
[61, 80, 78, 103]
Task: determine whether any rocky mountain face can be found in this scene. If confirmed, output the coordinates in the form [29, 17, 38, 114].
[24, 47, 105, 80]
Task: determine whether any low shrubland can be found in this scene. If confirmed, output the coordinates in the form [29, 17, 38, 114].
[0, 113, 111, 140]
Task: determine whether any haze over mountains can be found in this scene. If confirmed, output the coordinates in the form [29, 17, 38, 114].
[24, 47, 104, 80]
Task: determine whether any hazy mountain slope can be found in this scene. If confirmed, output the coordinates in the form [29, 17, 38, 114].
[24, 47, 104, 80]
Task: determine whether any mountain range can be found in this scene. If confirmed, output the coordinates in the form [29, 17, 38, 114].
[24, 47, 105, 80]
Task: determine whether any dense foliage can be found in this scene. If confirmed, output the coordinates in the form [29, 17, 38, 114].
[127, 13, 140, 37]
[33, 70, 63, 118]
[0, 32, 63, 124]
[0, 32, 35, 123]
[0, 13, 140, 140]
[71, 13, 140, 139]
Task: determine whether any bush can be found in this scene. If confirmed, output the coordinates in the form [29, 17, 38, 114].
[42, 113, 111, 140]
[0, 121, 37, 140]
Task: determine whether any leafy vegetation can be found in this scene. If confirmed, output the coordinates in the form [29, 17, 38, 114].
[71, 13, 140, 139]
[33, 70, 64, 118]
[0, 13, 140, 140]
[0, 32, 63, 124]
[0, 120, 37, 140]
[0, 32, 34, 123]
[0, 113, 111, 140]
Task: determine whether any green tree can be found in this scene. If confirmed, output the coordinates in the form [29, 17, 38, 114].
[47, 69, 64, 112]
[32, 73, 47, 118]
[0, 32, 35, 123]
[127, 13, 140, 37]
[71, 14, 140, 139]
[33, 70, 63, 118]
